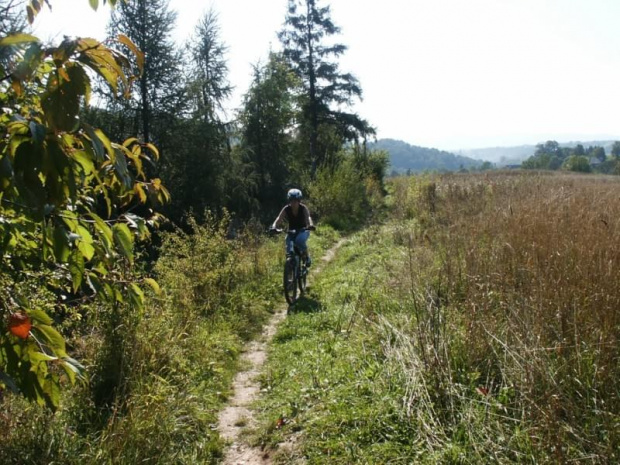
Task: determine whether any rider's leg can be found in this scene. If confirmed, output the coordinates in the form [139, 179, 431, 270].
[295, 230, 311, 266]
[285, 233, 295, 256]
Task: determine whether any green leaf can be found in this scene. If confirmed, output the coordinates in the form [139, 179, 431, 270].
[77, 240, 95, 261]
[29, 308, 53, 325]
[84, 124, 105, 162]
[40, 375, 61, 410]
[33, 324, 67, 358]
[87, 274, 114, 302]
[113, 223, 133, 263]
[61, 356, 85, 384]
[41, 64, 89, 132]
[29, 351, 58, 364]
[77, 40, 127, 96]
[0, 33, 39, 47]
[0, 372, 19, 393]
[89, 212, 113, 249]
[53, 225, 70, 262]
[145, 143, 159, 160]
[144, 277, 161, 295]
[69, 249, 84, 292]
[14, 42, 44, 81]
[128, 283, 144, 311]
[118, 34, 144, 71]
[41, 82, 79, 133]
[72, 150, 95, 176]
[61, 213, 78, 233]
[113, 146, 132, 188]
[94, 128, 114, 158]
[29, 121, 46, 145]
[89, 0, 99, 10]
[76, 224, 93, 243]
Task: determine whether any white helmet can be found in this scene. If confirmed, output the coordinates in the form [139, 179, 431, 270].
[287, 188, 302, 201]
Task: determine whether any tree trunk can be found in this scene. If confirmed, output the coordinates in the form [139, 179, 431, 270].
[306, 0, 318, 180]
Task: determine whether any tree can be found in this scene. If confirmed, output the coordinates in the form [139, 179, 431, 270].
[0, 0, 26, 36]
[591, 146, 606, 163]
[238, 53, 298, 216]
[480, 161, 494, 171]
[612, 141, 620, 159]
[0, 0, 167, 409]
[0, 0, 27, 69]
[105, 0, 184, 146]
[572, 144, 585, 157]
[187, 8, 232, 124]
[102, 0, 187, 222]
[522, 140, 568, 170]
[166, 7, 237, 219]
[278, 0, 374, 178]
[563, 155, 591, 173]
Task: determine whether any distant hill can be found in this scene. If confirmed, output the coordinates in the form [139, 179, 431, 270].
[371, 138, 482, 173]
[455, 146, 533, 166]
[457, 140, 619, 166]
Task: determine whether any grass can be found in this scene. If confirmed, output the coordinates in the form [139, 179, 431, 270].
[252, 171, 620, 463]
[3, 171, 619, 463]
[0, 214, 340, 464]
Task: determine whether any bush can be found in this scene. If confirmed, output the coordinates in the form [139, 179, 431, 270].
[308, 151, 386, 230]
[0, 212, 284, 463]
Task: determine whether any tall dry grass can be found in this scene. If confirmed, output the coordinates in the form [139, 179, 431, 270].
[388, 171, 620, 462]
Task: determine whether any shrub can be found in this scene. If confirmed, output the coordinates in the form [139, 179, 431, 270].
[308, 151, 386, 231]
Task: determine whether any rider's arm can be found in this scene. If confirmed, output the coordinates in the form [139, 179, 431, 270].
[271, 207, 287, 229]
[303, 206, 315, 229]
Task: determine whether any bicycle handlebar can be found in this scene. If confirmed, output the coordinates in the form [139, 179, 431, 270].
[268, 225, 316, 235]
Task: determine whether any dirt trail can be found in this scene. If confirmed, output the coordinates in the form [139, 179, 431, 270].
[218, 238, 347, 465]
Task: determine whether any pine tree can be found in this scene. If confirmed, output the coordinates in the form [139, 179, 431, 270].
[167, 7, 239, 219]
[278, 0, 374, 178]
[238, 53, 298, 216]
[105, 0, 184, 145]
[188, 8, 232, 123]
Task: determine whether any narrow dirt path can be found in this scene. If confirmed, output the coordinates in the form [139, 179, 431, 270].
[218, 238, 347, 465]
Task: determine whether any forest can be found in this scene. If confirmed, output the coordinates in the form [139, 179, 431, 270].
[0, 0, 386, 396]
[0, 0, 384, 458]
[1, 1, 620, 464]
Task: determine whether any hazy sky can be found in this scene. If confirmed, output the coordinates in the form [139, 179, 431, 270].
[32, 0, 620, 150]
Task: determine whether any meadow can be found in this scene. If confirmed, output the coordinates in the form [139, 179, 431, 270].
[0, 212, 338, 464]
[2, 171, 619, 464]
[254, 171, 620, 463]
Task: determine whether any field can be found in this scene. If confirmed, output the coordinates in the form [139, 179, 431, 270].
[253, 171, 620, 463]
[1, 171, 619, 464]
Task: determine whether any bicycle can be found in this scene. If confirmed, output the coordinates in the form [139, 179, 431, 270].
[269, 227, 314, 305]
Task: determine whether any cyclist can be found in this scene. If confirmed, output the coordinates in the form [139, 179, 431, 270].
[271, 188, 315, 266]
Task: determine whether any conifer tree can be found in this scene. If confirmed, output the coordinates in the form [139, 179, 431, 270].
[238, 53, 298, 215]
[105, 0, 184, 146]
[278, 0, 374, 177]
[173, 8, 239, 217]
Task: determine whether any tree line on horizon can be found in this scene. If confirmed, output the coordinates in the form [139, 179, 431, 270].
[522, 140, 620, 174]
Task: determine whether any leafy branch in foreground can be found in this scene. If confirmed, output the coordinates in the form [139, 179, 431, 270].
[0, 0, 168, 409]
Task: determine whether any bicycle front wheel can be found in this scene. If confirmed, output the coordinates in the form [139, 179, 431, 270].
[298, 265, 307, 296]
[283, 257, 297, 305]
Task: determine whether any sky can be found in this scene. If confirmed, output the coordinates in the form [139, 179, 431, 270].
[31, 0, 620, 151]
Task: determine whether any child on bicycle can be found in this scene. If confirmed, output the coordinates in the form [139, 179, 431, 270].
[270, 188, 315, 266]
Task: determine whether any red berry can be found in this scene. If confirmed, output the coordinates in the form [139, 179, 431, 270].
[8, 312, 31, 339]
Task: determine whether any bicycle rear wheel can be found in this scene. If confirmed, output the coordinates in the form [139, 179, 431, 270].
[283, 257, 297, 305]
